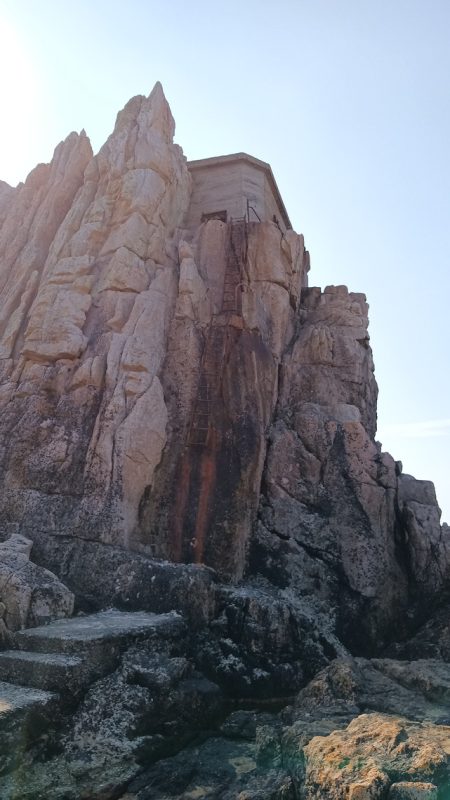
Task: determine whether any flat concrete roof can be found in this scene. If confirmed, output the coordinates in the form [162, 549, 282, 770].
[187, 152, 292, 230]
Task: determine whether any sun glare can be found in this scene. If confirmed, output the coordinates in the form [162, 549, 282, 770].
[0, 15, 42, 186]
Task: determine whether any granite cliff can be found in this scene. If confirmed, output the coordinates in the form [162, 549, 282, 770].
[0, 83, 448, 799]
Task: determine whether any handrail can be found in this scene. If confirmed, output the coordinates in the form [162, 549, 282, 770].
[246, 198, 261, 223]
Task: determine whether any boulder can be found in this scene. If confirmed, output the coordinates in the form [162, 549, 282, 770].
[0, 534, 74, 633]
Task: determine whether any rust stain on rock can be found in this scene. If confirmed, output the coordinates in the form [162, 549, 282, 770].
[172, 450, 192, 563]
[192, 436, 218, 564]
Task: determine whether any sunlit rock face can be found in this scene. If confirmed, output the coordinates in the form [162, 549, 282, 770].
[0, 82, 448, 653]
[0, 83, 191, 558]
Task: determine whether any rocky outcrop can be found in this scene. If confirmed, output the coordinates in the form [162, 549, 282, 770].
[0, 83, 449, 798]
[252, 285, 449, 653]
[281, 657, 450, 799]
[302, 713, 448, 799]
[0, 82, 190, 556]
[192, 580, 344, 699]
[0, 534, 73, 636]
[142, 220, 307, 578]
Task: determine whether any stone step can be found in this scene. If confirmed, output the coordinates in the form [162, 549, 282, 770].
[0, 650, 85, 695]
[13, 609, 182, 679]
[0, 681, 58, 775]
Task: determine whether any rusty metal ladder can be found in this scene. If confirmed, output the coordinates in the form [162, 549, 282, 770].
[187, 325, 226, 447]
[222, 220, 247, 314]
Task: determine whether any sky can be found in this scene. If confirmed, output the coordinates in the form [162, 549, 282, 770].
[0, 0, 448, 521]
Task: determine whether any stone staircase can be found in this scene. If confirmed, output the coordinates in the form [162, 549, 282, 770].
[0, 608, 182, 774]
[0, 650, 84, 694]
[0, 679, 59, 775]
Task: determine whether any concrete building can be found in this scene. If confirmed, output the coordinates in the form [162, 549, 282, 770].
[184, 152, 291, 232]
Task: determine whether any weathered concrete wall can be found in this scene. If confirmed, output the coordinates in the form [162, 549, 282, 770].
[185, 162, 246, 226]
[184, 155, 290, 230]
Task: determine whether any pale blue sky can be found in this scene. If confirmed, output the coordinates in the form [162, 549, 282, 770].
[0, 0, 448, 520]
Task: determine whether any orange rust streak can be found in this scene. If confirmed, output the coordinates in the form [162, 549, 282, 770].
[172, 451, 191, 562]
[193, 438, 217, 564]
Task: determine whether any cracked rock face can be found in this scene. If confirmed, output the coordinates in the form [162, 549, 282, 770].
[0, 83, 191, 554]
[251, 285, 449, 652]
